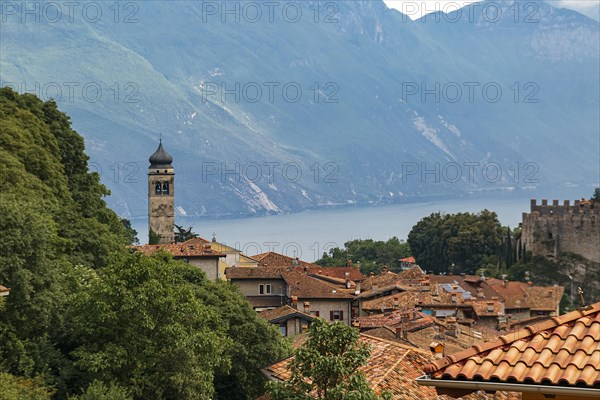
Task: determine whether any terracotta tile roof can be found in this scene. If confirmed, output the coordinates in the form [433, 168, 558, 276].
[527, 286, 564, 311]
[225, 267, 354, 299]
[424, 302, 600, 388]
[361, 271, 402, 291]
[252, 252, 366, 281]
[507, 315, 553, 329]
[252, 252, 315, 268]
[362, 291, 434, 312]
[428, 276, 501, 301]
[486, 279, 563, 313]
[470, 299, 505, 318]
[131, 239, 225, 258]
[225, 266, 289, 279]
[357, 309, 434, 330]
[307, 273, 356, 289]
[397, 265, 425, 279]
[263, 334, 520, 399]
[283, 271, 355, 300]
[486, 279, 529, 309]
[258, 305, 315, 323]
[354, 283, 409, 300]
[305, 266, 365, 282]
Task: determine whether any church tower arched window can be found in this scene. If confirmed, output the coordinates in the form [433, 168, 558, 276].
[162, 182, 170, 195]
[155, 182, 162, 195]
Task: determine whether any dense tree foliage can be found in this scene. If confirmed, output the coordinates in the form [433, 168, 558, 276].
[174, 225, 199, 243]
[0, 373, 54, 400]
[0, 88, 289, 399]
[592, 188, 600, 203]
[407, 210, 510, 274]
[267, 319, 390, 400]
[316, 237, 411, 275]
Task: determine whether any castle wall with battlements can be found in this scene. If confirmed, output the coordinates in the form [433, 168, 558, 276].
[521, 199, 599, 263]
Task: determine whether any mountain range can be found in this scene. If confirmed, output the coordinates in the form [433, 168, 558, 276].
[1, 0, 598, 218]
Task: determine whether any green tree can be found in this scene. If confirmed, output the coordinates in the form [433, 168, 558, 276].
[172, 266, 290, 400]
[68, 380, 131, 400]
[174, 225, 199, 243]
[266, 319, 390, 400]
[592, 188, 600, 203]
[67, 252, 231, 400]
[316, 237, 411, 274]
[408, 210, 505, 274]
[148, 228, 161, 245]
[0, 372, 54, 400]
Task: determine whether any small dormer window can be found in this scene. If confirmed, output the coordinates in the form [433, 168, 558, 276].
[155, 182, 162, 195]
[162, 182, 170, 195]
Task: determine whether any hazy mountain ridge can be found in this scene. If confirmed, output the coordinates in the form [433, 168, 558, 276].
[0, 0, 598, 218]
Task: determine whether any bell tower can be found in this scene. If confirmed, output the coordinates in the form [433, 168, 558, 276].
[148, 140, 175, 244]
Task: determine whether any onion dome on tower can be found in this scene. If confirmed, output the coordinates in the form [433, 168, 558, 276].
[149, 139, 173, 168]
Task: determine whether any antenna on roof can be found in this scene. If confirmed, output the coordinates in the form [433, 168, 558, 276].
[212, 232, 216, 242]
[577, 287, 586, 307]
[159, 132, 162, 143]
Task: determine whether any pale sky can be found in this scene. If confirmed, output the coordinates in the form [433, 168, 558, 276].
[383, 0, 600, 21]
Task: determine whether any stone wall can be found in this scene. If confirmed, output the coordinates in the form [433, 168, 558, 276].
[148, 171, 175, 244]
[521, 199, 599, 263]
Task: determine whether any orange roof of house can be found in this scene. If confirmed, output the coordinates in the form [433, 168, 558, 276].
[361, 271, 401, 291]
[424, 302, 600, 388]
[362, 291, 434, 312]
[252, 251, 315, 268]
[527, 286, 565, 311]
[251, 252, 366, 281]
[357, 309, 435, 331]
[486, 279, 563, 312]
[131, 238, 225, 258]
[397, 265, 425, 279]
[283, 271, 355, 300]
[225, 267, 354, 300]
[258, 305, 315, 323]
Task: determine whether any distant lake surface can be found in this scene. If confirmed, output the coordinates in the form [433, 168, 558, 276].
[131, 191, 585, 261]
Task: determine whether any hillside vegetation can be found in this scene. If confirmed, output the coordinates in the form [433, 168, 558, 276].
[0, 88, 289, 399]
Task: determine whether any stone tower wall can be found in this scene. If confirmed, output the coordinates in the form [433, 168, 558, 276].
[148, 169, 175, 244]
[521, 199, 599, 263]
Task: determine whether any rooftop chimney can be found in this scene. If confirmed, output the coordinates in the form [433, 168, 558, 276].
[303, 301, 310, 312]
[429, 341, 445, 359]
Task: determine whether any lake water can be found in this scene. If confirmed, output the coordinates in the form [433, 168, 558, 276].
[131, 191, 578, 261]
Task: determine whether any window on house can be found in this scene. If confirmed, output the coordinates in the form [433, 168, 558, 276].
[310, 311, 320, 317]
[330, 310, 344, 321]
[279, 325, 287, 336]
[259, 284, 272, 295]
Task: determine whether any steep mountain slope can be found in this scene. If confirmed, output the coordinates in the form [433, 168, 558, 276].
[1, 0, 598, 217]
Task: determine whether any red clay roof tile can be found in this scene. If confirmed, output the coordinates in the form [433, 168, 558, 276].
[424, 302, 600, 388]
[131, 239, 225, 258]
